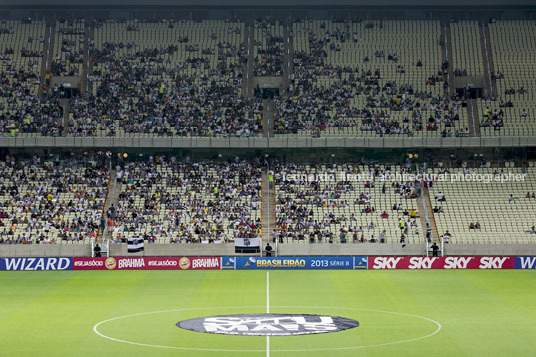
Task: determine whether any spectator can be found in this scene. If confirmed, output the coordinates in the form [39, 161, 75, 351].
[380, 230, 386, 243]
[94, 244, 102, 257]
[443, 231, 451, 243]
[431, 242, 439, 256]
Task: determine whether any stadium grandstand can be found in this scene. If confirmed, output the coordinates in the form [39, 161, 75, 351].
[1, 1, 536, 355]
[0, 2, 535, 258]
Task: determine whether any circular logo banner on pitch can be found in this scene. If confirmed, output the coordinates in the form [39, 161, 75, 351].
[177, 313, 359, 336]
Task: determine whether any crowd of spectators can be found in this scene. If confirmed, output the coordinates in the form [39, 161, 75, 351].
[274, 162, 422, 243]
[53, 19, 86, 77]
[0, 20, 65, 137]
[254, 18, 285, 77]
[275, 71, 464, 137]
[1, 19, 265, 138]
[65, 19, 263, 137]
[273, 20, 465, 137]
[0, 154, 265, 245]
[110, 156, 262, 244]
[0, 64, 65, 136]
[480, 106, 505, 130]
[1, 18, 530, 140]
[0, 155, 108, 244]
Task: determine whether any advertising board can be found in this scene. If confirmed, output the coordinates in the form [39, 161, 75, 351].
[515, 256, 536, 269]
[235, 256, 360, 270]
[0, 257, 72, 271]
[72, 257, 220, 270]
[368, 256, 515, 270]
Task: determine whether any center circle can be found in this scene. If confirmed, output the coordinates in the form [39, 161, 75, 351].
[93, 305, 441, 352]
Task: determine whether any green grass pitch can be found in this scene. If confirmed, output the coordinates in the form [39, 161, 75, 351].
[1, 270, 535, 356]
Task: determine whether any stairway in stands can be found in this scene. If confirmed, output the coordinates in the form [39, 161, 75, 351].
[261, 169, 276, 251]
[479, 22, 497, 99]
[282, 22, 293, 96]
[467, 99, 481, 136]
[40, 20, 53, 99]
[263, 99, 274, 137]
[98, 169, 121, 244]
[244, 24, 254, 98]
[422, 187, 441, 244]
[59, 99, 70, 136]
[81, 21, 92, 96]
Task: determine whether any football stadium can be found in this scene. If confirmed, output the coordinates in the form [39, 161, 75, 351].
[1, 0, 536, 355]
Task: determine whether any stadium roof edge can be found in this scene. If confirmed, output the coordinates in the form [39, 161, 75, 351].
[1, 4, 536, 10]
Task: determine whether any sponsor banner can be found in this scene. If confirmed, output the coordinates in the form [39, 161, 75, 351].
[178, 257, 221, 270]
[235, 256, 356, 270]
[72, 257, 107, 270]
[72, 257, 219, 270]
[73, 257, 147, 270]
[354, 257, 368, 270]
[0, 257, 72, 271]
[103, 257, 147, 270]
[221, 257, 236, 270]
[515, 257, 536, 269]
[234, 237, 260, 248]
[368, 256, 515, 270]
[145, 257, 180, 270]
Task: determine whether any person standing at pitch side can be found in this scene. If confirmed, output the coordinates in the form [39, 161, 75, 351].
[265, 242, 273, 257]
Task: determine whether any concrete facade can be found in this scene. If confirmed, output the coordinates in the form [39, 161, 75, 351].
[2, 243, 535, 257]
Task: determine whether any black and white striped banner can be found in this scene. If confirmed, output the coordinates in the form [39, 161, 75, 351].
[127, 237, 144, 253]
[234, 237, 260, 248]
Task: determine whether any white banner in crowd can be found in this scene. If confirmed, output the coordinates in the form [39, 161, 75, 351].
[234, 237, 260, 248]
[128, 237, 144, 253]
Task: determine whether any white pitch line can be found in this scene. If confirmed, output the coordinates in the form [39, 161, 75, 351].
[266, 271, 270, 313]
[266, 271, 270, 357]
[94, 305, 442, 353]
